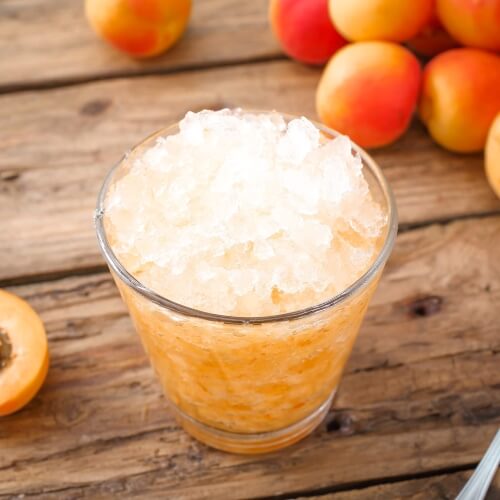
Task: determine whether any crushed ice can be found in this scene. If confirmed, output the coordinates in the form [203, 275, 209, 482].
[105, 110, 387, 315]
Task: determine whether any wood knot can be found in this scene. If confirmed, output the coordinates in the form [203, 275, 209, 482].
[80, 98, 112, 116]
[53, 399, 89, 427]
[187, 446, 203, 463]
[408, 295, 442, 317]
[325, 412, 354, 435]
[0, 170, 20, 182]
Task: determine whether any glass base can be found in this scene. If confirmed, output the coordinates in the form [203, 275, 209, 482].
[171, 392, 335, 454]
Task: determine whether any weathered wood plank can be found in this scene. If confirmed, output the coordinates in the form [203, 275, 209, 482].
[0, 0, 281, 91]
[1, 61, 498, 284]
[297, 471, 500, 500]
[1, 215, 499, 498]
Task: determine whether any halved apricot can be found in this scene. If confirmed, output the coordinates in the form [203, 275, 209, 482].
[0, 289, 49, 416]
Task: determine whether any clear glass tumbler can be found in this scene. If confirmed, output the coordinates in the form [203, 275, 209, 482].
[95, 112, 398, 454]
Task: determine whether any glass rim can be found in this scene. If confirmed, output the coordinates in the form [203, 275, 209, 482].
[94, 109, 398, 325]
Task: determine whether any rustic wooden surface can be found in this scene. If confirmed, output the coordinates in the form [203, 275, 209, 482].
[298, 472, 500, 500]
[1, 1, 499, 499]
[0, 0, 281, 91]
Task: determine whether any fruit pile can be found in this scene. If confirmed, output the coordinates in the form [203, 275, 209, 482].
[270, 0, 500, 198]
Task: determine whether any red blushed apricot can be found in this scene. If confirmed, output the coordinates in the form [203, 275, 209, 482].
[328, 0, 433, 42]
[485, 113, 500, 198]
[437, 0, 500, 52]
[316, 42, 422, 148]
[106, 27, 160, 57]
[85, 0, 191, 58]
[269, 0, 347, 65]
[0, 289, 49, 417]
[407, 11, 459, 56]
[419, 49, 500, 153]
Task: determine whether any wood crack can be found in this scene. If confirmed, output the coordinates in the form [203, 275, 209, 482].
[348, 346, 499, 376]
[0, 264, 108, 288]
[398, 209, 500, 234]
[0, 462, 477, 499]
[251, 463, 476, 500]
[0, 426, 173, 473]
[0, 54, 286, 96]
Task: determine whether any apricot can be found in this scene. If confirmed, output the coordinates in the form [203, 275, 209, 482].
[269, 0, 346, 65]
[328, 0, 433, 42]
[407, 12, 459, 57]
[419, 49, 500, 153]
[0, 289, 49, 416]
[437, 0, 500, 52]
[316, 42, 421, 149]
[485, 114, 500, 198]
[85, 0, 191, 58]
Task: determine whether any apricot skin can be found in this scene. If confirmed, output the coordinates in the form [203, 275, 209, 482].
[85, 0, 191, 58]
[418, 49, 500, 153]
[316, 42, 422, 149]
[269, 0, 346, 65]
[328, 0, 433, 42]
[0, 289, 49, 417]
[437, 0, 500, 52]
[485, 114, 500, 198]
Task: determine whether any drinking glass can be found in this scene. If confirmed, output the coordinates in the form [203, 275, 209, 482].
[95, 111, 398, 453]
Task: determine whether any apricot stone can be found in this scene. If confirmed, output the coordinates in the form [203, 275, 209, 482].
[437, 0, 500, 52]
[328, 0, 433, 42]
[0, 289, 49, 416]
[269, 0, 346, 65]
[85, 0, 191, 58]
[316, 42, 422, 148]
[419, 49, 500, 152]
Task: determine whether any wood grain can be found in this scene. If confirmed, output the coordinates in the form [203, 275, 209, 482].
[3, 2, 499, 498]
[0, 0, 281, 91]
[298, 471, 500, 500]
[1, 215, 499, 499]
[1, 60, 499, 284]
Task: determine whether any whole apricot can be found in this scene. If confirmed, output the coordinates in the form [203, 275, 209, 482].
[0, 289, 49, 416]
[269, 0, 346, 65]
[419, 49, 500, 152]
[437, 0, 500, 52]
[485, 113, 500, 198]
[85, 0, 191, 58]
[328, 0, 433, 42]
[316, 42, 422, 148]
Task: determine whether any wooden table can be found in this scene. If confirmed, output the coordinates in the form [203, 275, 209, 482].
[1, 1, 499, 498]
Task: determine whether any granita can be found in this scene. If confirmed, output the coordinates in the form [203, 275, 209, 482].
[96, 109, 396, 453]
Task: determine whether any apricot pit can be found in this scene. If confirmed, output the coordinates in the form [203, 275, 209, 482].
[0, 289, 49, 416]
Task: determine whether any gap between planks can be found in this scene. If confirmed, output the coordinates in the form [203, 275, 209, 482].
[253, 463, 477, 500]
[0, 462, 478, 499]
[0, 54, 287, 96]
